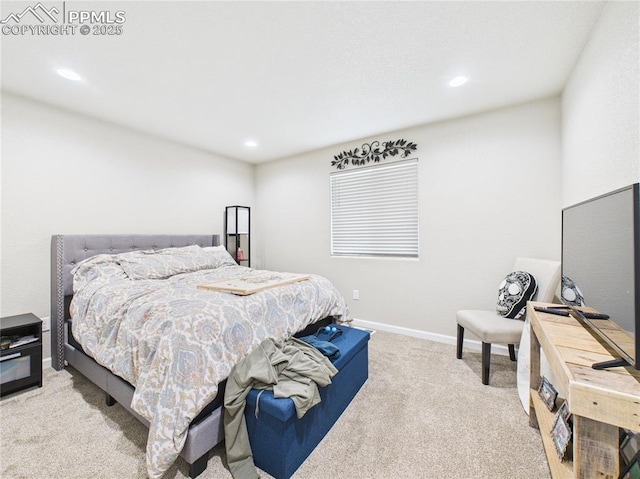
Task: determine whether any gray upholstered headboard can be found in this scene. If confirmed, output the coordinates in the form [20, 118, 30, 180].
[50, 234, 220, 371]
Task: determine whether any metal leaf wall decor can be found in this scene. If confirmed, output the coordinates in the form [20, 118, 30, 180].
[331, 139, 417, 170]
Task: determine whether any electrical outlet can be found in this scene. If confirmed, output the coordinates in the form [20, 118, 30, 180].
[353, 290, 359, 300]
[41, 316, 51, 332]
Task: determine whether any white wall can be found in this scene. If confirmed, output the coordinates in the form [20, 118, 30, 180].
[562, 1, 640, 206]
[256, 98, 562, 338]
[1, 93, 254, 357]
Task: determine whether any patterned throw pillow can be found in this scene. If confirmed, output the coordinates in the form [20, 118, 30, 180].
[496, 271, 538, 319]
[202, 245, 238, 268]
[561, 275, 585, 307]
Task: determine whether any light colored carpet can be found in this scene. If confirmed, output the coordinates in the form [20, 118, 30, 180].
[0, 331, 550, 478]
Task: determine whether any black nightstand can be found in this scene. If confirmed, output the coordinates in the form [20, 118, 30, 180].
[1, 313, 43, 396]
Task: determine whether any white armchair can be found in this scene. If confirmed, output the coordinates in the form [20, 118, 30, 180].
[456, 257, 561, 385]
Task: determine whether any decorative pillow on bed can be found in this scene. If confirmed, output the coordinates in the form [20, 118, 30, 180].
[202, 245, 238, 267]
[496, 271, 538, 319]
[117, 245, 221, 280]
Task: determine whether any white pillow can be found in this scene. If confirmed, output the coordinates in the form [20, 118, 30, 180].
[202, 245, 227, 252]
[117, 245, 220, 280]
[203, 245, 238, 267]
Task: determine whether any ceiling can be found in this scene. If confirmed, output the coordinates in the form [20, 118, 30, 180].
[1, 1, 606, 163]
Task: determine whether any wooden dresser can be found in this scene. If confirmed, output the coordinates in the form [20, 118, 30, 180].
[528, 302, 640, 479]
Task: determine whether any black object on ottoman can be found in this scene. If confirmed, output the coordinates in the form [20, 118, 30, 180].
[244, 325, 370, 479]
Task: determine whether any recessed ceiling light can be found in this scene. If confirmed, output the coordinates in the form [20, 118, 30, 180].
[244, 140, 258, 148]
[56, 68, 82, 81]
[448, 76, 468, 87]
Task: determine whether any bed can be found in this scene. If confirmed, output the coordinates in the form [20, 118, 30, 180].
[50, 234, 349, 478]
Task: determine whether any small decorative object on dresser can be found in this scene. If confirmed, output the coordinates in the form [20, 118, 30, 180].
[225, 205, 250, 267]
[0, 313, 43, 396]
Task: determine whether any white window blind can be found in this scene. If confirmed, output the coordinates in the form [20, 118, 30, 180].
[330, 158, 418, 257]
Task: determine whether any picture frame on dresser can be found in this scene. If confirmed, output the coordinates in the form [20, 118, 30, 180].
[556, 400, 572, 426]
[621, 450, 640, 479]
[551, 412, 572, 461]
[537, 376, 558, 412]
[621, 430, 640, 478]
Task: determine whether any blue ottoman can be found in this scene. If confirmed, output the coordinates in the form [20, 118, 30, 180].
[244, 325, 370, 479]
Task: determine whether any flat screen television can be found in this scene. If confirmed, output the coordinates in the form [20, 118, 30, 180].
[561, 183, 639, 370]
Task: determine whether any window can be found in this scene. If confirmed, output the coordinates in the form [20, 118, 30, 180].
[330, 158, 418, 257]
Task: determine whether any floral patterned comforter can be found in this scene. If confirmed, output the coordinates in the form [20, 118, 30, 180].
[69, 245, 350, 478]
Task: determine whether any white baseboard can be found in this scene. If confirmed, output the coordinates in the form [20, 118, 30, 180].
[43, 357, 51, 369]
[350, 318, 512, 356]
